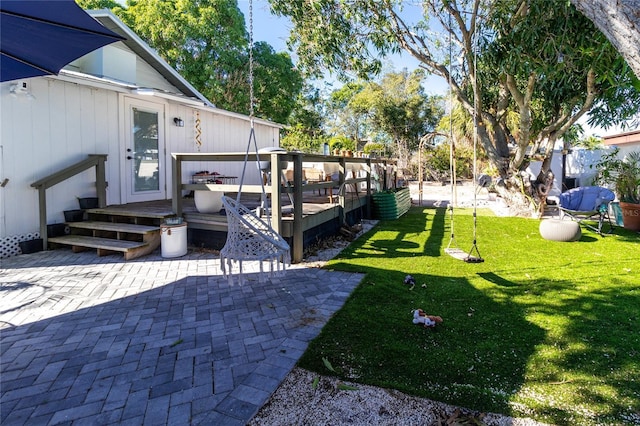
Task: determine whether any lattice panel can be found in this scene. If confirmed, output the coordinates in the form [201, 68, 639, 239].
[0, 232, 41, 259]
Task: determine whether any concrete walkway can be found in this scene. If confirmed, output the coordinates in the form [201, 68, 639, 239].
[0, 249, 363, 425]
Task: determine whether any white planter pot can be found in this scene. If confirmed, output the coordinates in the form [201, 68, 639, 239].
[194, 190, 223, 213]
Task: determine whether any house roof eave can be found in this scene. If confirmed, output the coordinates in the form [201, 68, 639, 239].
[87, 9, 214, 108]
[603, 129, 640, 146]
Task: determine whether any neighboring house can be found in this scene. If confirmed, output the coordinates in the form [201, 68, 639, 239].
[531, 130, 640, 197]
[0, 10, 281, 258]
[525, 147, 606, 197]
[603, 129, 640, 156]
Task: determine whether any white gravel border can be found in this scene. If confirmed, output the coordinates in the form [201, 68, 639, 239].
[250, 368, 549, 426]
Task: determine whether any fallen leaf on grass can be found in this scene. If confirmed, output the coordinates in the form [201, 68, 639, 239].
[322, 357, 336, 372]
[337, 382, 359, 391]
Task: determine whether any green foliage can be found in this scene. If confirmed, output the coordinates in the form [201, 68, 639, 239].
[485, 0, 639, 132]
[250, 42, 304, 123]
[575, 135, 604, 149]
[76, 0, 122, 9]
[325, 82, 369, 146]
[425, 143, 474, 179]
[270, 0, 640, 200]
[283, 84, 329, 152]
[437, 102, 476, 149]
[363, 142, 385, 155]
[96, 0, 302, 123]
[365, 70, 444, 160]
[280, 124, 326, 153]
[594, 148, 640, 203]
[300, 208, 640, 425]
[328, 135, 355, 152]
[288, 84, 326, 129]
[270, 0, 393, 80]
[322, 357, 336, 373]
[325, 71, 444, 165]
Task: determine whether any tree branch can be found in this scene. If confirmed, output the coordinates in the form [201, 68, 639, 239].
[571, 0, 640, 79]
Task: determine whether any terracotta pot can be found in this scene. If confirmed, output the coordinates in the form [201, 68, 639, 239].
[620, 202, 640, 231]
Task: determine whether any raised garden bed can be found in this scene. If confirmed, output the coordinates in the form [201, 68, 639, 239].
[372, 187, 412, 220]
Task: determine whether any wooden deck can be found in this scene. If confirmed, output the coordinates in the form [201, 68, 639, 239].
[33, 151, 396, 262]
[90, 189, 369, 263]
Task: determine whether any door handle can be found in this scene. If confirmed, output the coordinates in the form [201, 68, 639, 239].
[127, 156, 133, 160]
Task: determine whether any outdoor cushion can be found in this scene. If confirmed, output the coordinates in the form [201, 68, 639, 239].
[558, 186, 615, 212]
[539, 219, 582, 242]
[557, 186, 616, 235]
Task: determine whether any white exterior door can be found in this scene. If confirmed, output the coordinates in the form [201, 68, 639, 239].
[123, 98, 166, 203]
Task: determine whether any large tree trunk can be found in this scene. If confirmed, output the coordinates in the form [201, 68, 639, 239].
[571, 0, 640, 78]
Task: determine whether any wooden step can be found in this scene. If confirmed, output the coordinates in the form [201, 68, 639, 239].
[86, 206, 174, 220]
[66, 221, 160, 234]
[49, 235, 158, 261]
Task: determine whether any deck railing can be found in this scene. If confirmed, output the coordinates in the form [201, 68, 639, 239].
[172, 152, 397, 262]
[31, 154, 108, 250]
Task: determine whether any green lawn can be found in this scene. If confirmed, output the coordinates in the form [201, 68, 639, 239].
[299, 207, 640, 425]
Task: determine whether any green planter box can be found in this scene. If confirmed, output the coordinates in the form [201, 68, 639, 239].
[372, 187, 412, 219]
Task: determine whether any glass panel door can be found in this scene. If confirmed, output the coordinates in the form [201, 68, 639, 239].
[133, 107, 159, 192]
[123, 98, 165, 203]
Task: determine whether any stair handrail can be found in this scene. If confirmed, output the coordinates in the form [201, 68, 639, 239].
[31, 154, 108, 251]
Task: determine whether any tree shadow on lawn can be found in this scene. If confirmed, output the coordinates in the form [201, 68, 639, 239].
[315, 213, 640, 424]
[299, 264, 547, 418]
[349, 208, 446, 259]
[485, 273, 640, 424]
[307, 259, 640, 424]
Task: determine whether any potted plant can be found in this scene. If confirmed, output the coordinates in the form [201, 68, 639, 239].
[594, 149, 640, 231]
[64, 209, 85, 222]
[77, 196, 99, 209]
[19, 238, 44, 254]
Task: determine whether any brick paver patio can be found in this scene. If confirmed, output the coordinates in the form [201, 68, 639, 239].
[0, 249, 363, 425]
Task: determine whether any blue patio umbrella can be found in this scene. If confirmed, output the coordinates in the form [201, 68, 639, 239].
[1, 0, 124, 82]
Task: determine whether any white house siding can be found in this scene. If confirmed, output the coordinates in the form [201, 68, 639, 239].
[135, 55, 181, 93]
[1, 10, 283, 258]
[526, 147, 612, 196]
[564, 147, 611, 186]
[1, 77, 281, 257]
[1, 78, 120, 244]
[165, 103, 281, 191]
[604, 130, 640, 159]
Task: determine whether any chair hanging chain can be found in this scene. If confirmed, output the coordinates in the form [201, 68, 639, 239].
[235, 0, 270, 222]
[472, 16, 479, 243]
[444, 7, 483, 263]
[248, 0, 254, 123]
[447, 9, 456, 248]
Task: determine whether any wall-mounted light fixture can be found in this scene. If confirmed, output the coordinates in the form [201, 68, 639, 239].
[9, 81, 35, 100]
[173, 117, 184, 127]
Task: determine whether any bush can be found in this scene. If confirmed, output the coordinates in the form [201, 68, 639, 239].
[423, 143, 474, 179]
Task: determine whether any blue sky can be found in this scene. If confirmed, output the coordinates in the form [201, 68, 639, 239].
[236, 0, 450, 96]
